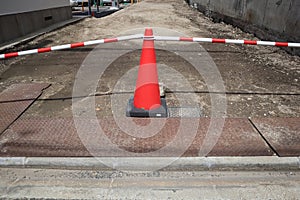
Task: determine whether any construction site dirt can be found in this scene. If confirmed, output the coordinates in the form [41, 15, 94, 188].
[0, 0, 299, 157]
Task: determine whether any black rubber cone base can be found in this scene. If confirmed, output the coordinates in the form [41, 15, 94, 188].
[126, 97, 168, 118]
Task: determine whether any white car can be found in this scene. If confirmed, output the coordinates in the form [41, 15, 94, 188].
[103, 0, 112, 6]
[70, 0, 78, 7]
[103, 0, 120, 6]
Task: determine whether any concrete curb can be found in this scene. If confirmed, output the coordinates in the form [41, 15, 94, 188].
[0, 157, 299, 171]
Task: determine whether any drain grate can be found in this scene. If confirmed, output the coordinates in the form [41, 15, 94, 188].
[168, 107, 202, 118]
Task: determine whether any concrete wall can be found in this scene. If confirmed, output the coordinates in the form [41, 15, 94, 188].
[0, 0, 69, 16]
[189, 0, 300, 54]
[0, 0, 71, 45]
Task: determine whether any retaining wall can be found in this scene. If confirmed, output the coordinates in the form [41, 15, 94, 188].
[0, 0, 72, 45]
[188, 0, 300, 55]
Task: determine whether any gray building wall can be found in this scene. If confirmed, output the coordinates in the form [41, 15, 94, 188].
[0, 0, 72, 45]
[189, 0, 300, 54]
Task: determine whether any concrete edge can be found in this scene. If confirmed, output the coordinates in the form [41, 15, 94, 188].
[0, 16, 88, 52]
[188, 2, 300, 56]
[0, 157, 299, 171]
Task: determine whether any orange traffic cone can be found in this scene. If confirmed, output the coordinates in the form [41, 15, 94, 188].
[126, 28, 168, 117]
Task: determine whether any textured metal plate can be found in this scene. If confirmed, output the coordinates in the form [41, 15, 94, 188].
[251, 118, 300, 157]
[168, 107, 202, 118]
[0, 117, 274, 157]
[0, 83, 50, 134]
[0, 118, 90, 157]
[186, 118, 274, 156]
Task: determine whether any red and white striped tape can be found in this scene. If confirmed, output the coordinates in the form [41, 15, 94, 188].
[0, 34, 143, 59]
[154, 36, 300, 47]
[1, 34, 299, 59]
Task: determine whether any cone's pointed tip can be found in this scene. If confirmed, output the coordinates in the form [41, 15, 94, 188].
[144, 28, 153, 36]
